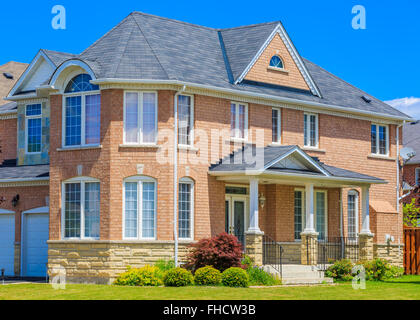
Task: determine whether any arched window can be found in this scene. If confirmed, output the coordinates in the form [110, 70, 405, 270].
[179, 177, 194, 240]
[269, 55, 284, 69]
[348, 190, 359, 239]
[63, 74, 101, 147]
[62, 177, 100, 239]
[123, 176, 157, 239]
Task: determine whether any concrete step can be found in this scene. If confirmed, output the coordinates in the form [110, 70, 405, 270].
[281, 272, 325, 279]
[282, 277, 334, 286]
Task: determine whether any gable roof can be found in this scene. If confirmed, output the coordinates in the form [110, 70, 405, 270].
[209, 145, 385, 184]
[403, 121, 420, 164]
[6, 12, 412, 121]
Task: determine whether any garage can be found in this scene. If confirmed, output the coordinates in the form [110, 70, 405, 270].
[22, 207, 49, 277]
[0, 210, 15, 276]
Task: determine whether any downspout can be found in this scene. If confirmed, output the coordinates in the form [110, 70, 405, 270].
[339, 189, 344, 257]
[174, 85, 186, 267]
[396, 122, 404, 245]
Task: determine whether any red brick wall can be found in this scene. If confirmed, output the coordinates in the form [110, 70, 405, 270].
[402, 163, 420, 207]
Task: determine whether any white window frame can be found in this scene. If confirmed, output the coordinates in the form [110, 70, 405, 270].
[416, 168, 420, 186]
[272, 107, 281, 144]
[294, 188, 328, 240]
[123, 91, 158, 145]
[61, 176, 100, 240]
[177, 94, 195, 147]
[25, 104, 42, 154]
[62, 90, 101, 148]
[123, 176, 157, 240]
[371, 123, 389, 156]
[294, 188, 305, 241]
[178, 177, 194, 240]
[230, 101, 248, 141]
[347, 190, 359, 240]
[303, 113, 319, 148]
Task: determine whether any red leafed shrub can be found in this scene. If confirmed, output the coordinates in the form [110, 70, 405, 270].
[184, 233, 243, 272]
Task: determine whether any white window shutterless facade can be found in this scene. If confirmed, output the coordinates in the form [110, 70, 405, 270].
[25, 104, 42, 154]
[371, 124, 389, 156]
[178, 95, 194, 146]
[123, 91, 158, 145]
[347, 190, 359, 239]
[178, 177, 194, 240]
[62, 74, 101, 147]
[230, 102, 248, 140]
[272, 108, 281, 144]
[61, 177, 100, 239]
[123, 176, 157, 240]
[294, 189, 328, 240]
[304, 113, 319, 148]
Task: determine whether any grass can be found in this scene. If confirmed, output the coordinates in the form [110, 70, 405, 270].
[0, 276, 419, 300]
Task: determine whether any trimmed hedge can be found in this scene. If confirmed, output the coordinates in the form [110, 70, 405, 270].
[114, 265, 162, 286]
[194, 266, 222, 286]
[163, 267, 194, 287]
[221, 267, 249, 288]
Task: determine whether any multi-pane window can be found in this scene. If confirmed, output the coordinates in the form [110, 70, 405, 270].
[26, 104, 42, 153]
[316, 192, 326, 240]
[124, 177, 156, 239]
[304, 113, 318, 148]
[179, 178, 194, 239]
[269, 55, 284, 69]
[64, 74, 100, 147]
[348, 191, 358, 239]
[415, 168, 420, 186]
[178, 95, 194, 146]
[63, 179, 100, 239]
[371, 124, 388, 155]
[272, 108, 281, 144]
[230, 102, 247, 140]
[294, 190, 303, 240]
[124, 92, 157, 144]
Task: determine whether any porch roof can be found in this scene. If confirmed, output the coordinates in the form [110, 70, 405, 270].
[209, 145, 386, 185]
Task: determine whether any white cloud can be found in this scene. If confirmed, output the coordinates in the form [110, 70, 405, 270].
[385, 97, 420, 120]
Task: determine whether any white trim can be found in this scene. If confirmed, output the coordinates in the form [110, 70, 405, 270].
[230, 101, 249, 140]
[61, 177, 100, 240]
[272, 107, 282, 144]
[304, 112, 319, 148]
[234, 24, 322, 98]
[25, 103, 42, 155]
[371, 123, 389, 156]
[49, 60, 96, 91]
[177, 94, 195, 147]
[347, 190, 359, 239]
[22, 206, 49, 214]
[0, 209, 15, 214]
[315, 190, 328, 240]
[225, 194, 249, 237]
[122, 176, 157, 240]
[178, 177, 194, 241]
[123, 91, 158, 145]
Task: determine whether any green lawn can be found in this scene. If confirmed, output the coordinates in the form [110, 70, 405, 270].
[1, 276, 419, 300]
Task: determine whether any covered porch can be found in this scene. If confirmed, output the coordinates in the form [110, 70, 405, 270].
[209, 145, 386, 267]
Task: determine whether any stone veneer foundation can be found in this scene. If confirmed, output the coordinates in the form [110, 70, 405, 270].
[47, 241, 194, 284]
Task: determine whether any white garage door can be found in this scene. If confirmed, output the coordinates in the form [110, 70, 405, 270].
[0, 213, 15, 276]
[22, 212, 49, 277]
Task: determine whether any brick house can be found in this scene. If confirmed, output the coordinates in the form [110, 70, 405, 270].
[0, 12, 413, 283]
[402, 121, 420, 211]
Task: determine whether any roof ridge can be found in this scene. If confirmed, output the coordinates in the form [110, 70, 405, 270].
[41, 49, 76, 56]
[219, 21, 280, 31]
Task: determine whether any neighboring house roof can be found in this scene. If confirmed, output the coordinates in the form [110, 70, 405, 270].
[8, 12, 411, 121]
[0, 101, 17, 115]
[209, 145, 385, 184]
[403, 121, 420, 164]
[0, 160, 49, 181]
[0, 61, 28, 105]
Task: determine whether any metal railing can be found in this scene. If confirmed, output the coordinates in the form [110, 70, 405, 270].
[262, 234, 284, 278]
[316, 237, 359, 271]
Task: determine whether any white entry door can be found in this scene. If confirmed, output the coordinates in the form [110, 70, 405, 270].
[0, 212, 15, 276]
[225, 196, 248, 247]
[22, 211, 49, 277]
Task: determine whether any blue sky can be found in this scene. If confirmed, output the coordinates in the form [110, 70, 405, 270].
[1, 0, 419, 117]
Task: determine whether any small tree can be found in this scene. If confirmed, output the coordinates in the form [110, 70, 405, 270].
[403, 198, 420, 227]
[184, 233, 243, 272]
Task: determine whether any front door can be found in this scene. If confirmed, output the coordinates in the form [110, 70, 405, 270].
[225, 197, 247, 248]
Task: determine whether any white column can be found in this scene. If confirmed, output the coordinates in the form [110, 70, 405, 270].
[248, 178, 262, 234]
[303, 183, 316, 234]
[361, 186, 372, 235]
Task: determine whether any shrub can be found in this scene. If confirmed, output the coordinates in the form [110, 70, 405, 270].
[247, 266, 279, 286]
[194, 266, 222, 286]
[185, 233, 243, 272]
[154, 259, 175, 275]
[241, 255, 254, 270]
[114, 265, 163, 286]
[163, 267, 194, 287]
[357, 259, 403, 281]
[325, 259, 354, 281]
[221, 267, 249, 288]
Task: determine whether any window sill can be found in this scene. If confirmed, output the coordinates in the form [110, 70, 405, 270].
[301, 147, 326, 153]
[267, 66, 289, 74]
[178, 145, 199, 152]
[119, 144, 160, 149]
[228, 137, 250, 144]
[368, 154, 395, 161]
[57, 145, 102, 152]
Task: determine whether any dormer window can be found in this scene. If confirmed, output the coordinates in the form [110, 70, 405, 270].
[269, 55, 284, 69]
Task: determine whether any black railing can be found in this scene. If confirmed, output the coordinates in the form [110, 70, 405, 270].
[317, 237, 359, 271]
[262, 234, 284, 278]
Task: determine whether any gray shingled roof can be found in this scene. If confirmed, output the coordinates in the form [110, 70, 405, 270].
[0, 101, 17, 114]
[21, 12, 411, 120]
[403, 121, 420, 164]
[210, 145, 385, 183]
[0, 164, 49, 180]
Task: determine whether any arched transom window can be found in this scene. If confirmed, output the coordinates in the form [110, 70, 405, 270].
[269, 55, 284, 69]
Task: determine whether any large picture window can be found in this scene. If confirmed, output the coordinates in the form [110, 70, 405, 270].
[124, 176, 157, 239]
[63, 178, 100, 239]
[371, 124, 389, 155]
[26, 104, 42, 153]
[230, 102, 248, 140]
[304, 113, 318, 148]
[179, 178, 194, 239]
[124, 92, 157, 144]
[63, 74, 100, 147]
[178, 95, 194, 146]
